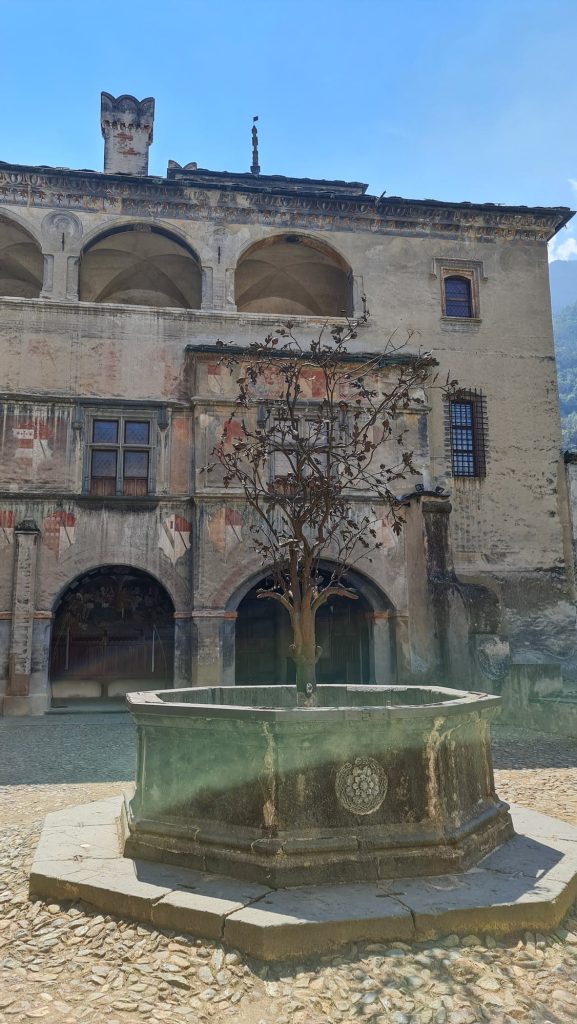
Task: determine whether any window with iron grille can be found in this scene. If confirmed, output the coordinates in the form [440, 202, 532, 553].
[444, 275, 473, 318]
[89, 417, 151, 496]
[448, 391, 487, 478]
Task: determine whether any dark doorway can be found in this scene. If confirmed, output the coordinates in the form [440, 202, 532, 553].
[235, 580, 371, 686]
[50, 566, 174, 701]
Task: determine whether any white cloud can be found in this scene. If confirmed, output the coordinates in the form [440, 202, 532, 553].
[548, 178, 577, 261]
[548, 235, 577, 263]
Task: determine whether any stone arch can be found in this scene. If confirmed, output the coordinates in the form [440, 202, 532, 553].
[0, 212, 43, 298]
[224, 562, 395, 686]
[78, 223, 202, 308]
[223, 559, 393, 614]
[49, 564, 176, 703]
[234, 233, 354, 316]
[0, 206, 43, 245]
[48, 557, 182, 613]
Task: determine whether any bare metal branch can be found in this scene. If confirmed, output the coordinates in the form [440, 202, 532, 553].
[211, 314, 456, 697]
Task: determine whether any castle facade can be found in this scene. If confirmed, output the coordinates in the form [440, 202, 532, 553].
[0, 93, 574, 714]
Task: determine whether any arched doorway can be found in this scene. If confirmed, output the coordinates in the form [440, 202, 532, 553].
[50, 566, 175, 702]
[235, 574, 372, 686]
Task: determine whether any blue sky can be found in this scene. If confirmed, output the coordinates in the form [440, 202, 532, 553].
[2, 0, 577, 259]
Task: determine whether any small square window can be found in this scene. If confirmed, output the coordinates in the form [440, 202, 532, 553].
[123, 450, 149, 496]
[93, 419, 118, 443]
[90, 449, 117, 496]
[91, 449, 117, 477]
[125, 420, 150, 445]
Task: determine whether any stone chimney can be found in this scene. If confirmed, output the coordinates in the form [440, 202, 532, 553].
[100, 93, 155, 175]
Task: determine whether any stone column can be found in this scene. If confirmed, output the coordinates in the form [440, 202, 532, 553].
[40, 212, 83, 301]
[367, 611, 396, 683]
[200, 267, 214, 310]
[206, 225, 230, 311]
[173, 614, 193, 688]
[29, 613, 53, 712]
[224, 268, 237, 311]
[403, 493, 454, 681]
[222, 614, 237, 685]
[191, 610, 237, 686]
[352, 275, 365, 317]
[421, 497, 453, 677]
[5, 520, 42, 715]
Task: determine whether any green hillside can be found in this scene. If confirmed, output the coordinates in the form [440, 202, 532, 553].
[553, 302, 577, 451]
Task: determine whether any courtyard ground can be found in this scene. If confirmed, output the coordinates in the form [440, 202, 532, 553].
[1, 714, 577, 1024]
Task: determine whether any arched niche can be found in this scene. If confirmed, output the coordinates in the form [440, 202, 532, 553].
[0, 215, 43, 298]
[50, 564, 175, 701]
[235, 234, 353, 316]
[79, 224, 202, 308]
[232, 565, 394, 686]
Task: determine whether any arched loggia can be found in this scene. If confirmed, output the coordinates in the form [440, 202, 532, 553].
[0, 215, 43, 298]
[79, 224, 202, 308]
[230, 565, 395, 686]
[49, 565, 175, 702]
[235, 234, 354, 316]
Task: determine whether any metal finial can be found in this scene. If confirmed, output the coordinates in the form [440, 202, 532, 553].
[251, 115, 260, 176]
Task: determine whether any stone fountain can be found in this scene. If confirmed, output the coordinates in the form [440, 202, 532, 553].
[30, 682, 577, 958]
[124, 684, 513, 886]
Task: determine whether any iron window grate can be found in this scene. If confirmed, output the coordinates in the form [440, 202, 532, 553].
[446, 390, 487, 478]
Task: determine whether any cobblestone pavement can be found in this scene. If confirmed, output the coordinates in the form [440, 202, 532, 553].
[2, 715, 577, 1023]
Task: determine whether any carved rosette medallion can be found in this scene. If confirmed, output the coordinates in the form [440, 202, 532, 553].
[335, 757, 387, 815]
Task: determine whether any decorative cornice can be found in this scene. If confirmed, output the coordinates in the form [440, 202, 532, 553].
[0, 389, 187, 409]
[0, 164, 572, 242]
[0, 492, 192, 504]
[185, 343, 434, 367]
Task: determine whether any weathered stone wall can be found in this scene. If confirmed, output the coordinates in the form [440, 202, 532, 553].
[0, 155, 574, 711]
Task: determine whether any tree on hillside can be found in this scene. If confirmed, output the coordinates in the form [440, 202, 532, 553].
[553, 301, 577, 450]
[212, 317, 454, 704]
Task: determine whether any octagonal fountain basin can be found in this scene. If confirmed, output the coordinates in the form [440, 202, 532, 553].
[124, 685, 513, 886]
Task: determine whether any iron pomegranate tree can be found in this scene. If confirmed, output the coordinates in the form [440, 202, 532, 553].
[213, 316, 450, 704]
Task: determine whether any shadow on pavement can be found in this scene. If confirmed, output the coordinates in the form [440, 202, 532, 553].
[0, 714, 136, 785]
[2, 716, 576, 786]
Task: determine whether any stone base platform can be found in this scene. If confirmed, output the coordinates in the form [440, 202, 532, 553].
[29, 796, 577, 961]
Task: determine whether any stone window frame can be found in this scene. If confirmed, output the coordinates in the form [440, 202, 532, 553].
[431, 257, 487, 324]
[82, 407, 160, 497]
[267, 406, 334, 486]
